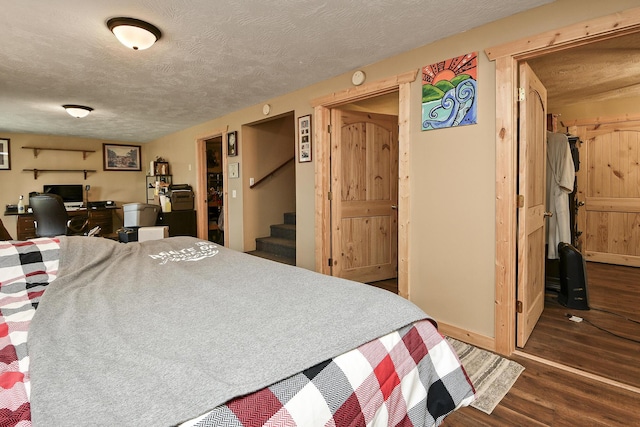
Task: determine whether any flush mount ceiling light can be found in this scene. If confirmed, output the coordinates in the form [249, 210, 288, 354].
[62, 104, 93, 118]
[107, 17, 162, 50]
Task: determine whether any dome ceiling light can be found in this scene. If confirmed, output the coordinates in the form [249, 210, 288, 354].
[107, 17, 162, 50]
[62, 104, 94, 118]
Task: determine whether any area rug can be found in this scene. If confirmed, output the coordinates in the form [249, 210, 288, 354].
[446, 337, 525, 414]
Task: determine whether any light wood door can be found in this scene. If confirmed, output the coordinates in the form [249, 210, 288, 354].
[331, 109, 398, 283]
[516, 63, 547, 348]
[571, 120, 640, 267]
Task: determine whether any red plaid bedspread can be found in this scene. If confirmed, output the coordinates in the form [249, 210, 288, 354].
[182, 320, 475, 427]
[1, 238, 474, 427]
[1, 238, 60, 427]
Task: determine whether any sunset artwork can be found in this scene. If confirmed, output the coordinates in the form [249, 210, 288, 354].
[421, 52, 478, 131]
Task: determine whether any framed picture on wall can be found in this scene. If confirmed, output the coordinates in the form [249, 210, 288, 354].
[0, 138, 10, 170]
[227, 131, 238, 157]
[103, 143, 142, 171]
[298, 115, 312, 163]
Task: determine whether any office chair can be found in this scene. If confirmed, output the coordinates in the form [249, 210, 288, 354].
[29, 194, 89, 237]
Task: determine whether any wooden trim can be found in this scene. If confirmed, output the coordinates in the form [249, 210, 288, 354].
[562, 113, 640, 128]
[195, 127, 227, 243]
[585, 251, 640, 267]
[487, 7, 640, 357]
[310, 70, 418, 107]
[397, 81, 411, 299]
[314, 105, 331, 274]
[313, 71, 418, 291]
[195, 138, 208, 240]
[578, 121, 640, 139]
[438, 321, 496, 352]
[493, 56, 518, 356]
[586, 197, 640, 213]
[485, 7, 640, 60]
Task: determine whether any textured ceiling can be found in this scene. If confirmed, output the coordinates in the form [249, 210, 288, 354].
[0, 0, 552, 143]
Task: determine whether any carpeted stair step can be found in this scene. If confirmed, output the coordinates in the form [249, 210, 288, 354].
[246, 250, 295, 266]
[255, 236, 296, 259]
[270, 223, 296, 241]
[283, 212, 296, 225]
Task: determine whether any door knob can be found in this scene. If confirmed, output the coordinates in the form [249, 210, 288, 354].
[391, 205, 398, 210]
[544, 211, 553, 218]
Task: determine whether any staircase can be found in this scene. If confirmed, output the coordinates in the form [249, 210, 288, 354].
[247, 212, 296, 265]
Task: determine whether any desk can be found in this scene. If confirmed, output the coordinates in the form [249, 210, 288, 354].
[5, 207, 118, 240]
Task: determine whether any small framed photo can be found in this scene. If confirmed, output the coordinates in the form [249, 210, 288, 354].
[103, 143, 142, 171]
[0, 138, 10, 170]
[298, 115, 312, 163]
[154, 161, 170, 175]
[227, 131, 238, 157]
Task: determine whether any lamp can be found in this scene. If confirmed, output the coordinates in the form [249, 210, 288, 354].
[107, 17, 162, 50]
[62, 105, 93, 118]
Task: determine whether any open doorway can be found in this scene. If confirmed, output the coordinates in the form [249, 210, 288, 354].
[242, 113, 296, 264]
[195, 127, 228, 245]
[519, 33, 640, 391]
[205, 136, 224, 244]
[312, 70, 417, 298]
[487, 7, 640, 391]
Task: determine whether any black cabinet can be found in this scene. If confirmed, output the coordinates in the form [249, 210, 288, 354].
[157, 210, 196, 237]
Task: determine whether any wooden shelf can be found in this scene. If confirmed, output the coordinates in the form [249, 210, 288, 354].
[22, 146, 95, 160]
[23, 168, 95, 180]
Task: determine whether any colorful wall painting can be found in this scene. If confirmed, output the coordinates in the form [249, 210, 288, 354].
[421, 52, 477, 131]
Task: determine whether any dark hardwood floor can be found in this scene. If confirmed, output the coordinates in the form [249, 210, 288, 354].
[367, 278, 399, 294]
[443, 354, 640, 426]
[522, 262, 640, 389]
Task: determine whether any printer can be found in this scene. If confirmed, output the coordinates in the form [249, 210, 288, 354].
[168, 184, 194, 210]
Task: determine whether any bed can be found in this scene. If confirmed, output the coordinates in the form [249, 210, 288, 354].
[1, 236, 474, 426]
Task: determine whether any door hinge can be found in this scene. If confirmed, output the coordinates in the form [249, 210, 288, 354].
[517, 195, 524, 208]
[328, 258, 333, 267]
[518, 87, 526, 102]
[328, 191, 333, 201]
[516, 300, 523, 313]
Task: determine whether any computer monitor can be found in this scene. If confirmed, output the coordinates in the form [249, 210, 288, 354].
[42, 184, 84, 208]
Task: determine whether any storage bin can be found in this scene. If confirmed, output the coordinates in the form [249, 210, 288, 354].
[123, 203, 160, 227]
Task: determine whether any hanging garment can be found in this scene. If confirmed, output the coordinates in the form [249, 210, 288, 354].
[546, 131, 575, 259]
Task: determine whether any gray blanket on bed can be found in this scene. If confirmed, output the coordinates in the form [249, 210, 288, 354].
[29, 236, 430, 426]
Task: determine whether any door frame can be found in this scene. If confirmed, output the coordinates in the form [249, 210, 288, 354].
[486, 6, 640, 355]
[195, 127, 229, 245]
[311, 70, 417, 298]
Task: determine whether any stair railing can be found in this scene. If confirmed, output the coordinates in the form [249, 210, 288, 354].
[249, 156, 295, 189]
